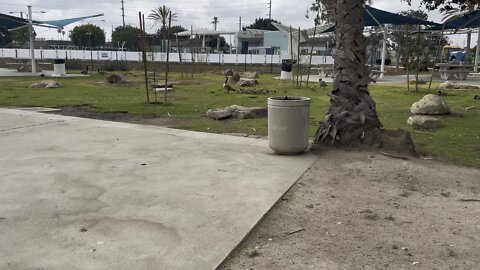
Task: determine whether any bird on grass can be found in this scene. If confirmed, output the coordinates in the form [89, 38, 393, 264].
[319, 78, 327, 90]
[437, 90, 447, 96]
[223, 76, 236, 93]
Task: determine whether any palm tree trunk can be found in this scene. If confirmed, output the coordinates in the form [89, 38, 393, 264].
[314, 0, 381, 145]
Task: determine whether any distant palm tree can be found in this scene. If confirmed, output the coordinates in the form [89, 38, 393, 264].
[149, 5, 177, 52]
[211, 17, 219, 31]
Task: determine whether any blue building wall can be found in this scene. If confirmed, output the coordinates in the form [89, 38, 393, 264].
[234, 30, 289, 55]
[264, 31, 289, 54]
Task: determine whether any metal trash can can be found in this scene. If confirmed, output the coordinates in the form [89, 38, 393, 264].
[53, 58, 66, 76]
[268, 96, 311, 154]
[280, 59, 293, 80]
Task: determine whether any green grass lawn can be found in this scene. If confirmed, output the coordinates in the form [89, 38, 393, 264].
[1, 71, 479, 168]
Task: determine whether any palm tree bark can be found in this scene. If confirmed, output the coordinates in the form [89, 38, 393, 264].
[314, 0, 382, 145]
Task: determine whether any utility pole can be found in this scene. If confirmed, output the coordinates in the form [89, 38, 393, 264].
[267, 0, 272, 21]
[27, 5, 36, 74]
[121, 0, 125, 27]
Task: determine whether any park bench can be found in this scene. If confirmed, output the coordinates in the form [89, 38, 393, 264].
[310, 66, 335, 77]
[436, 63, 473, 80]
[438, 69, 470, 80]
[468, 72, 480, 79]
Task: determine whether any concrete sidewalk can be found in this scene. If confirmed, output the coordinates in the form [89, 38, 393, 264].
[0, 108, 316, 270]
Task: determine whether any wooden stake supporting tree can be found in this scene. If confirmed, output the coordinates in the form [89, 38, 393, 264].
[139, 12, 150, 104]
[176, 33, 184, 79]
[164, 11, 172, 104]
[428, 24, 446, 92]
[297, 27, 302, 88]
[290, 26, 295, 87]
[405, 26, 410, 92]
[306, 18, 319, 87]
[314, 0, 382, 145]
[415, 24, 421, 92]
[150, 44, 158, 103]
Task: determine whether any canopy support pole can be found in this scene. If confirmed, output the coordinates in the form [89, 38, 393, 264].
[428, 24, 445, 91]
[380, 25, 387, 79]
[28, 5, 36, 74]
[475, 29, 480, 72]
[365, 7, 386, 80]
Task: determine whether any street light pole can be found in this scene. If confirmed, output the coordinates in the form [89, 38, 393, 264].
[27, 5, 36, 74]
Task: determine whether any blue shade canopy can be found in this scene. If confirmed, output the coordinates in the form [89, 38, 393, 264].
[0, 13, 42, 30]
[42, 13, 104, 28]
[430, 10, 480, 30]
[321, 5, 441, 33]
[0, 12, 103, 30]
[364, 6, 439, 26]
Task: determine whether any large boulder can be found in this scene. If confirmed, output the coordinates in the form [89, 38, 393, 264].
[439, 81, 480, 90]
[407, 115, 442, 129]
[242, 71, 259, 79]
[29, 80, 61, 88]
[206, 109, 232, 120]
[410, 94, 450, 115]
[29, 82, 46, 88]
[238, 78, 258, 87]
[225, 105, 267, 119]
[44, 80, 61, 88]
[457, 84, 480, 90]
[206, 105, 268, 120]
[439, 81, 458, 90]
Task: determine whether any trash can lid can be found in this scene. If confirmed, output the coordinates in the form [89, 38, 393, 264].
[54, 59, 65, 64]
[268, 96, 311, 107]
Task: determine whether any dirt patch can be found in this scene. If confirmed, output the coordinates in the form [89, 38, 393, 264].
[92, 81, 143, 88]
[219, 148, 480, 269]
[50, 106, 175, 127]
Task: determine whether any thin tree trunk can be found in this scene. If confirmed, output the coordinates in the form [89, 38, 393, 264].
[405, 26, 410, 92]
[395, 48, 400, 72]
[296, 27, 301, 88]
[164, 12, 171, 104]
[428, 24, 445, 92]
[306, 23, 318, 87]
[139, 12, 150, 104]
[151, 44, 157, 103]
[176, 33, 183, 79]
[290, 26, 294, 87]
[314, 0, 381, 145]
[415, 24, 421, 93]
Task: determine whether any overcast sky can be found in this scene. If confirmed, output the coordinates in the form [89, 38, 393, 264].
[0, 0, 475, 47]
